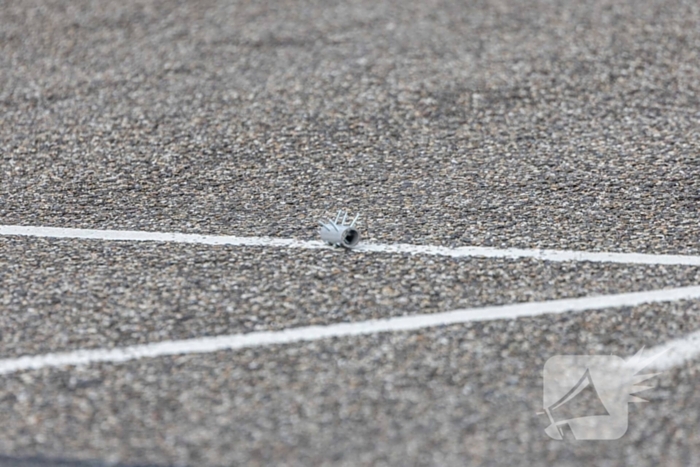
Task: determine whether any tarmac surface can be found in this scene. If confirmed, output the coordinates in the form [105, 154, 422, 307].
[1, 0, 700, 465]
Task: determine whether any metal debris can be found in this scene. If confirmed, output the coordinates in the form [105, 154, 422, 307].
[318, 210, 361, 248]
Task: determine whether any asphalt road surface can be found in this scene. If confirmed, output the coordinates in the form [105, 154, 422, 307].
[1, 0, 700, 465]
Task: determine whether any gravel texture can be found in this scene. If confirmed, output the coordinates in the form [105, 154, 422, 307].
[1, 236, 699, 360]
[1, 0, 699, 253]
[1, 300, 700, 466]
[1, 0, 700, 465]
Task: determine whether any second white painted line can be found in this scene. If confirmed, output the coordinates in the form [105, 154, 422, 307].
[0, 285, 699, 376]
[1, 224, 700, 266]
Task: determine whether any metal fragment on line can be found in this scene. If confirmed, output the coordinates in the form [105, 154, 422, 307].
[318, 210, 361, 248]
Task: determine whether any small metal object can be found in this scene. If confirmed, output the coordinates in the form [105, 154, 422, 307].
[318, 210, 361, 248]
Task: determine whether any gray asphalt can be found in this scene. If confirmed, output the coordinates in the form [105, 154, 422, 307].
[1, 301, 700, 466]
[1, 0, 700, 465]
[2, 237, 700, 360]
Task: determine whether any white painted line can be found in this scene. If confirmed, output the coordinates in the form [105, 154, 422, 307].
[0, 285, 699, 376]
[647, 330, 700, 371]
[358, 243, 700, 266]
[1, 224, 700, 266]
[0, 225, 325, 250]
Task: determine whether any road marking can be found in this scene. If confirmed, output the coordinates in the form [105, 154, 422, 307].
[648, 330, 700, 371]
[1, 224, 700, 266]
[0, 285, 699, 376]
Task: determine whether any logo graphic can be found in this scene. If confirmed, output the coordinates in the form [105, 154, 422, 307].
[542, 349, 662, 440]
